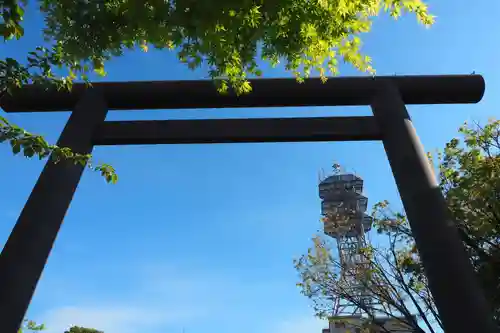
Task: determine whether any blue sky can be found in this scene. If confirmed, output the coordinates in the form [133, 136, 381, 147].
[1, 1, 500, 333]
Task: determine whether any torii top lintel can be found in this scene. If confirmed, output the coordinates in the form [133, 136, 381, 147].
[0, 74, 485, 113]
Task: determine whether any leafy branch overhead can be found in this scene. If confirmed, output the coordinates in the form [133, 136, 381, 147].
[1, 0, 434, 182]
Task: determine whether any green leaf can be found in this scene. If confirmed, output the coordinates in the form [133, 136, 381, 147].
[24, 147, 35, 158]
[12, 143, 21, 155]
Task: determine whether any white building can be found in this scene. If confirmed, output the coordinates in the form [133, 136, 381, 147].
[324, 316, 416, 333]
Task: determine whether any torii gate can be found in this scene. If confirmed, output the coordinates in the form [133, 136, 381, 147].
[0, 75, 496, 333]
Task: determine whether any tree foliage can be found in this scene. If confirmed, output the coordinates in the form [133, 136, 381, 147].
[295, 218, 439, 332]
[295, 119, 500, 331]
[433, 119, 500, 323]
[18, 319, 45, 333]
[17, 321, 103, 333]
[2, 0, 434, 94]
[1, 0, 433, 181]
[64, 326, 104, 333]
[0, 115, 118, 183]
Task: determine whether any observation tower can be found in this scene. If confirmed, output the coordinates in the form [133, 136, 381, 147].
[318, 164, 375, 316]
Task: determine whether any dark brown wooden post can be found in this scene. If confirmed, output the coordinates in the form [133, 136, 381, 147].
[0, 89, 108, 333]
[370, 80, 497, 333]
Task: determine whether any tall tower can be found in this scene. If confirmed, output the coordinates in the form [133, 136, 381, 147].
[318, 165, 374, 316]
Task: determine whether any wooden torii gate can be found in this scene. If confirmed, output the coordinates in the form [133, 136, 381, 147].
[0, 75, 496, 333]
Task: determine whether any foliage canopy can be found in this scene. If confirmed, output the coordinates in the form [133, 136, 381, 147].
[2, 0, 434, 94]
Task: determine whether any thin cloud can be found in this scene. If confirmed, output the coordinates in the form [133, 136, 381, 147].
[41, 305, 194, 333]
[33, 261, 313, 333]
[34, 264, 218, 333]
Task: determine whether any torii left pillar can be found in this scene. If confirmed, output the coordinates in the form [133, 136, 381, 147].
[0, 89, 108, 333]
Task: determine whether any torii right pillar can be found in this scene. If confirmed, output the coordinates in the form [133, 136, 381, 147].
[371, 79, 497, 333]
